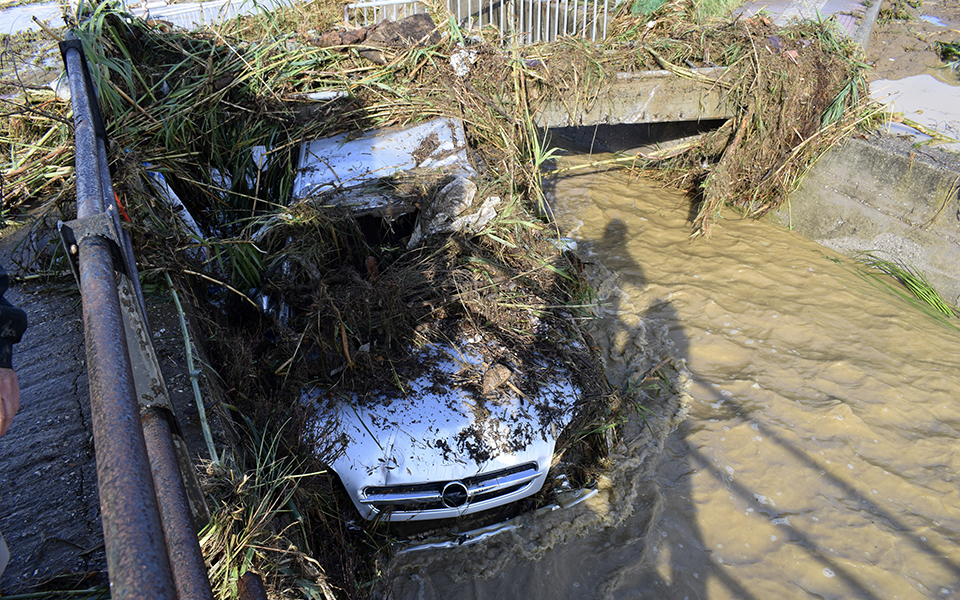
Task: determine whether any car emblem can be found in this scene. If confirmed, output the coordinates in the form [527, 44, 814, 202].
[441, 481, 469, 508]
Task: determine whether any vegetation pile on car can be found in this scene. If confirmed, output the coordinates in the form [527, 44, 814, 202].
[0, 3, 629, 597]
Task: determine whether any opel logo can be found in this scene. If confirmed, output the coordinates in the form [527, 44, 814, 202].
[441, 481, 469, 508]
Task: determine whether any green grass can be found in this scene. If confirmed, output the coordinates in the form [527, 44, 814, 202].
[935, 41, 960, 75]
[630, 0, 741, 19]
[695, 0, 744, 18]
[199, 418, 336, 600]
[630, 0, 671, 17]
[856, 253, 960, 328]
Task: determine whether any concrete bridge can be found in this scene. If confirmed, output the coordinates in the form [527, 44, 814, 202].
[530, 0, 879, 129]
[525, 0, 960, 307]
[532, 67, 732, 128]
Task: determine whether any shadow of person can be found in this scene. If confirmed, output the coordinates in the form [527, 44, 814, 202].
[610, 301, 759, 600]
[590, 217, 892, 600]
[575, 219, 717, 599]
[590, 217, 773, 599]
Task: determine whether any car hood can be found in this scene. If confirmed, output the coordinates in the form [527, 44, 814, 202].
[308, 338, 582, 517]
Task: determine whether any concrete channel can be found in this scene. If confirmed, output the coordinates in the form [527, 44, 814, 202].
[747, 0, 960, 305]
[545, 0, 960, 306]
[775, 134, 960, 305]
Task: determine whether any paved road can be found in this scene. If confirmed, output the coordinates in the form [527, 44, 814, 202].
[737, 0, 883, 49]
[0, 230, 218, 594]
[0, 274, 106, 593]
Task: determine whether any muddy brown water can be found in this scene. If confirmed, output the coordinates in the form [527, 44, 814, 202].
[385, 160, 960, 599]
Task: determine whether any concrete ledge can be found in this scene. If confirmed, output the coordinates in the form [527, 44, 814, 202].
[852, 0, 883, 53]
[533, 69, 733, 128]
[773, 134, 960, 304]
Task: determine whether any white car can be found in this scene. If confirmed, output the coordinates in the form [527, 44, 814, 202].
[308, 332, 583, 522]
[294, 117, 590, 522]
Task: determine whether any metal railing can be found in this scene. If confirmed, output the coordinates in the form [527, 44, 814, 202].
[345, 0, 618, 43]
[58, 34, 214, 600]
[344, 0, 428, 27]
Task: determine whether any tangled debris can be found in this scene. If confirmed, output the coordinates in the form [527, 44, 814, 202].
[661, 14, 874, 235]
[537, 2, 875, 235]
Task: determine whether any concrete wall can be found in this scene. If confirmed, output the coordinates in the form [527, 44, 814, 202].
[772, 134, 960, 305]
[533, 69, 733, 128]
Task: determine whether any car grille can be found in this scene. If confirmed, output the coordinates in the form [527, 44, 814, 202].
[361, 462, 541, 513]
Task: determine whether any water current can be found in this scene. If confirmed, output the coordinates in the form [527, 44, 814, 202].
[386, 157, 960, 599]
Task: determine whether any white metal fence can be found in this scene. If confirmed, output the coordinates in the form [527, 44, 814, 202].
[345, 0, 617, 43]
[113, 0, 288, 30]
[344, 0, 430, 28]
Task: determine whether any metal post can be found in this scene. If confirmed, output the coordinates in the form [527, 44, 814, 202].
[61, 35, 214, 600]
[602, 0, 608, 39]
[535, 0, 541, 42]
[77, 236, 177, 600]
[527, 0, 532, 44]
[592, 0, 598, 41]
[65, 48, 103, 220]
[143, 410, 215, 600]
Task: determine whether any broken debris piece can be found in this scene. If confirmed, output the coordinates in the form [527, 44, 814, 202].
[451, 195, 500, 233]
[482, 364, 513, 394]
[407, 175, 476, 248]
[292, 117, 473, 202]
[359, 14, 442, 64]
[408, 178, 501, 248]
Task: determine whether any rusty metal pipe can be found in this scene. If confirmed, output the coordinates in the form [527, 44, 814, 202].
[63, 34, 214, 599]
[143, 409, 215, 600]
[63, 44, 103, 220]
[238, 571, 268, 600]
[77, 236, 177, 600]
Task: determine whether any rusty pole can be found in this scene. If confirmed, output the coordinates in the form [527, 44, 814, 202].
[76, 236, 177, 600]
[143, 410, 215, 600]
[62, 34, 213, 600]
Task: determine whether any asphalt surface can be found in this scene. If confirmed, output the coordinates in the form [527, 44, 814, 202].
[0, 228, 220, 594]
[737, 0, 883, 48]
[0, 274, 105, 593]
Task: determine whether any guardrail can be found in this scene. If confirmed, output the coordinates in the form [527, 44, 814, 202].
[57, 34, 214, 600]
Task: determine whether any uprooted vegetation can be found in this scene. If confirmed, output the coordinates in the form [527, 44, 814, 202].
[654, 15, 874, 234]
[0, 0, 870, 596]
[544, 3, 877, 234]
[2, 0, 874, 234]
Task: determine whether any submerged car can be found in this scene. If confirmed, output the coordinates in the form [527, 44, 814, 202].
[307, 331, 585, 522]
[289, 117, 598, 522]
